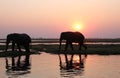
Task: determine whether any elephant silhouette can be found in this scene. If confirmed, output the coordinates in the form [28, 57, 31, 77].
[5, 33, 31, 52]
[59, 31, 87, 51]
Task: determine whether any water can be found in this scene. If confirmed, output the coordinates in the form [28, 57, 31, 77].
[31, 42, 120, 45]
[0, 52, 120, 78]
[1, 39, 120, 45]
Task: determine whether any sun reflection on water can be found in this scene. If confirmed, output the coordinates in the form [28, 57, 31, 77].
[58, 53, 87, 78]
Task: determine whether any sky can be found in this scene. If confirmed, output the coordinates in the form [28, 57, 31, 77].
[0, 0, 120, 38]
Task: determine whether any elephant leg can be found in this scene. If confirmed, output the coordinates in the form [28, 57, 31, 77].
[64, 54, 69, 68]
[12, 57, 15, 69]
[65, 41, 69, 51]
[82, 44, 87, 56]
[17, 56, 21, 67]
[26, 46, 30, 53]
[79, 43, 87, 56]
[24, 44, 30, 53]
[12, 42, 15, 51]
[70, 54, 74, 66]
[6, 43, 9, 51]
[80, 43, 87, 50]
[17, 44, 21, 52]
[79, 43, 87, 50]
[59, 39, 62, 51]
[70, 42, 74, 51]
[83, 44, 87, 50]
[79, 43, 82, 50]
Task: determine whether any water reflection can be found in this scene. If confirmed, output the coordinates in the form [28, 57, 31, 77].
[58, 53, 87, 78]
[5, 54, 31, 77]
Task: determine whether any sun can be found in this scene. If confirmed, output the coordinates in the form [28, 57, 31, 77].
[75, 25, 81, 30]
[73, 24, 82, 31]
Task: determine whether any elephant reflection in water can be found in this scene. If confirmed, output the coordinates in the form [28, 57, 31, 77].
[5, 54, 31, 76]
[58, 53, 87, 77]
[6, 33, 31, 52]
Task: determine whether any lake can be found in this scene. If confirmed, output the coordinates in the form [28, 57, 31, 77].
[0, 39, 120, 45]
[0, 52, 120, 78]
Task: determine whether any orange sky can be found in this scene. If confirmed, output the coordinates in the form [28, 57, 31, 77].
[0, 0, 120, 38]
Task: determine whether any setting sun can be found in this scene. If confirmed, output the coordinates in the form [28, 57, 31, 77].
[73, 24, 82, 31]
[75, 25, 81, 30]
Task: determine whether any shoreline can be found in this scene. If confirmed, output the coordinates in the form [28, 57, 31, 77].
[34, 44, 120, 55]
[0, 39, 120, 57]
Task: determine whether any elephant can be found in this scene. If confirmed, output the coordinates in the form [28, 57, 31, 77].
[5, 33, 31, 52]
[59, 31, 87, 51]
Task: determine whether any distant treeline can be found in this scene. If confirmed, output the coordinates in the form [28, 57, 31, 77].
[0, 38, 120, 43]
[86, 38, 120, 42]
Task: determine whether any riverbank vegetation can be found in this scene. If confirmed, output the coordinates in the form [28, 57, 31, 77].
[0, 38, 120, 57]
[31, 44, 120, 55]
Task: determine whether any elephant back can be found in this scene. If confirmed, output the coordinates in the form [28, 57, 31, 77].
[19, 34, 31, 43]
[60, 32, 85, 42]
[7, 33, 31, 44]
